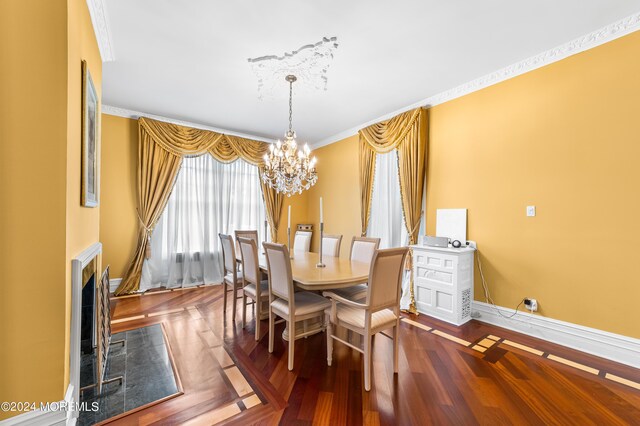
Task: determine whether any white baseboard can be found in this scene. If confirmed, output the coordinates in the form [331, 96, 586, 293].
[109, 278, 122, 294]
[0, 384, 73, 426]
[472, 301, 640, 369]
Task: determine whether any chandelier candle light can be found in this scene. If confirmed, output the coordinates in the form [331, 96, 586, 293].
[262, 75, 318, 196]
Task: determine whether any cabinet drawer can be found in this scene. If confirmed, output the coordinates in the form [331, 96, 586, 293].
[414, 265, 454, 286]
[413, 251, 457, 270]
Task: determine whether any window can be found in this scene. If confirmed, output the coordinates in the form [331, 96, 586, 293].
[367, 151, 408, 248]
[141, 155, 266, 290]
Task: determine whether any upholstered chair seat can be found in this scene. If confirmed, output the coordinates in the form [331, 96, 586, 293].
[271, 292, 330, 317]
[326, 305, 397, 330]
[243, 280, 269, 299]
[330, 283, 368, 301]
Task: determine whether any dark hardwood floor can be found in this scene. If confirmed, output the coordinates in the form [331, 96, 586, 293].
[107, 285, 640, 425]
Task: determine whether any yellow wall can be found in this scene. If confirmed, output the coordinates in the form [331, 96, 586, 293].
[100, 115, 138, 277]
[0, 1, 69, 415]
[0, 0, 102, 418]
[307, 32, 640, 339]
[306, 135, 361, 256]
[427, 31, 640, 338]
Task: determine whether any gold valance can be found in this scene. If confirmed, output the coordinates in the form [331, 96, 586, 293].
[139, 117, 270, 164]
[359, 107, 424, 153]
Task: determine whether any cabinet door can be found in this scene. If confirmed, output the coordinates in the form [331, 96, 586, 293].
[413, 250, 458, 321]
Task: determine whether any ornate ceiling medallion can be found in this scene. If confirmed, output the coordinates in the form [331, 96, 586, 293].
[248, 36, 338, 100]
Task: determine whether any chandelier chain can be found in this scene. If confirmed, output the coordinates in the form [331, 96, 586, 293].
[288, 79, 293, 134]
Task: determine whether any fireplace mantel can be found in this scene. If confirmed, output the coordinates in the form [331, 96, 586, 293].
[70, 242, 102, 423]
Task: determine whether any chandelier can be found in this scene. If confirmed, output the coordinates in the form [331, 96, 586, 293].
[262, 75, 317, 196]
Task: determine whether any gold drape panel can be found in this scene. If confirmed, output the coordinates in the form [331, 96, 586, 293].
[359, 143, 376, 237]
[358, 107, 428, 313]
[396, 110, 427, 246]
[259, 170, 284, 243]
[115, 128, 183, 295]
[115, 117, 272, 295]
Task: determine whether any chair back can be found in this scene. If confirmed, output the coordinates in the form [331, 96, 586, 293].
[263, 242, 294, 301]
[235, 230, 258, 254]
[366, 247, 409, 311]
[322, 234, 342, 257]
[350, 237, 380, 263]
[293, 231, 312, 253]
[238, 237, 260, 287]
[219, 234, 236, 275]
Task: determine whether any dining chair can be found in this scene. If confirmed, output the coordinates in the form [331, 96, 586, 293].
[235, 229, 259, 255]
[219, 233, 243, 320]
[324, 246, 409, 391]
[293, 230, 312, 253]
[238, 237, 269, 341]
[263, 242, 331, 371]
[331, 237, 381, 301]
[322, 234, 343, 257]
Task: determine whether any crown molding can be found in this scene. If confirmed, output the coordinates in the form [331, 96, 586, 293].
[313, 11, 640, 149]
[102, 105, 276, 143]
[86, 0, 115, 62]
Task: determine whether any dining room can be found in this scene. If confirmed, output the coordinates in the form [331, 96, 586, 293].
[2, 1, 640, 425]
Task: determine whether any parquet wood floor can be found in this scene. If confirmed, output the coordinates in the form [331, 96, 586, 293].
[107, 285, 640, 425]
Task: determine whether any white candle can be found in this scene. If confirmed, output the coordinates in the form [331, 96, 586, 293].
[288, 205, 291, 229]
[320, 197, 323, 223]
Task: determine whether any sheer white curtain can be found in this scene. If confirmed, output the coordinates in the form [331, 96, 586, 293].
[140, 155, 266, 291]
[367, 151, 412, 309]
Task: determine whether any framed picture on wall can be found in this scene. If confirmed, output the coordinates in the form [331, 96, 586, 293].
[81, 60, 100, 207]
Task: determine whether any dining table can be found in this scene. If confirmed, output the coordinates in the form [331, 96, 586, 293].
[236, 251, 371, 340]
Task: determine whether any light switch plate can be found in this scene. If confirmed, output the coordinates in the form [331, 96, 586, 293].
[526, 206, 536, 217]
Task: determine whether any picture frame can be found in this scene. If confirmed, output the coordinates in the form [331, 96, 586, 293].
[81, 60, 100, 207]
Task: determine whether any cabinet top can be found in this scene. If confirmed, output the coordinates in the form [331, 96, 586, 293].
[410, 244, 476, 254]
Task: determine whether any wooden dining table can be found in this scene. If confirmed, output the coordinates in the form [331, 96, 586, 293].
[236, 251, 371, 340]
[236, 251, 371, 290]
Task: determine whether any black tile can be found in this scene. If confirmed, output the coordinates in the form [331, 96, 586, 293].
[108, 339, 127, 357]
[79, 324, 177, 423]
[104, 353, 126, 379]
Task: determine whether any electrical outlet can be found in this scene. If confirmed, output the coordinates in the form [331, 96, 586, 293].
[524, 298, 538, 312]
[526, 206, 536, 217]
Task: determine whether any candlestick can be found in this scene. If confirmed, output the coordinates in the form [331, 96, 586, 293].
[319, 197, 323, 223]
[287, 227, 293, 259]
[263, 220, 268, 254]
[316, 222, 326, 268]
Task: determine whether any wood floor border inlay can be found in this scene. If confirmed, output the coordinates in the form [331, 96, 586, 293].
[401, 316, 640, 392]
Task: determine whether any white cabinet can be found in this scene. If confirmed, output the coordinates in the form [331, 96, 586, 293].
[411, 245, 475, 326]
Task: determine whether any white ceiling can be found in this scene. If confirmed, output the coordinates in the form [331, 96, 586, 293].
[102, 0, 640, 144]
